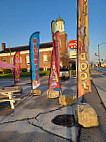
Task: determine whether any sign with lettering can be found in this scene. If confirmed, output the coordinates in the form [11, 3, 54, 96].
[49, 21, 61, 89]
[77, 0, 91, 98]
[14, 51, 20, 83]
[30, 32, 40, 89]
[68, 40, 77, 49]
[69, 51, 77, 59]
[56, 31, 60, 74]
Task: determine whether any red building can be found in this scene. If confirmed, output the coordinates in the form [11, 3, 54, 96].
[0, 17, 69, 72]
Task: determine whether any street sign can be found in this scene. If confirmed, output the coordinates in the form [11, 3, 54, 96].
[69, 51, 77, 59]
[68, 40, 77, 49]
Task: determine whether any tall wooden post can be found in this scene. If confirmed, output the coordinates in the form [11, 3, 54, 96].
[98, 44, 100, 73]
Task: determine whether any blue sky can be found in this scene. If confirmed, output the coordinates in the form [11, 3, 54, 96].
[0, 0, 106, 62]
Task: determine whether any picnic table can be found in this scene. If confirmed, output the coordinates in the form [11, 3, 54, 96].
[0, 89, 20, 109]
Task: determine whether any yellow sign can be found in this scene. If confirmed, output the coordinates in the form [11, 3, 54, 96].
[69, 51, 77, 59]
[77, 0, 91, 98]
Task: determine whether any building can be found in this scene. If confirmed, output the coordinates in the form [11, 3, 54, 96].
[69, 50, 77, 70]
[0, 17, 69, 72]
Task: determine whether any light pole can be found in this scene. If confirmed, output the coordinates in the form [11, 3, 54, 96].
[98, 44, 100, 73]
[94, 53, 98, 67]
[98, 43, 106, 73]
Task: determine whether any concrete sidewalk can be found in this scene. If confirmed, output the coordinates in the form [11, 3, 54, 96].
[91, 69, 106, 108]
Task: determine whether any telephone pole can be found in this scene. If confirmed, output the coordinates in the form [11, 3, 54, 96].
[98, 44, 100, 73]
[98, 43, 106, 73]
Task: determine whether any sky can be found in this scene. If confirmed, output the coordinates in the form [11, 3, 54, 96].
[0, 0, 106, 62]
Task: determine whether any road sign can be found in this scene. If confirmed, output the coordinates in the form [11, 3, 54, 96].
[68, 40, 77, 49]
[69, 51, 77, 59]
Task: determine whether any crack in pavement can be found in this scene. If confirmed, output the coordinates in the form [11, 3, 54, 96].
[0, 106, 72, 141]
[28, 120, 72, 142]
[0, 106, 64, 125]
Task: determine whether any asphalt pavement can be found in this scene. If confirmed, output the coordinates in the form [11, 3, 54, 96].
[0, 69, 106, 142]
[79, 70, 106, 142]
[0, 76, 78, 142]
[91, 69, 106, 108]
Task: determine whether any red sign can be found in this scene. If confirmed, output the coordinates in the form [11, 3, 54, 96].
[56, 31, 60, 74]
[68, 40, 77, 49]
[14, 51, 20, 83]
[49, 21, 61, 89]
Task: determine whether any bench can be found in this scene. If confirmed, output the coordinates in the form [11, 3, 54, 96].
[0, 89, 20, 109]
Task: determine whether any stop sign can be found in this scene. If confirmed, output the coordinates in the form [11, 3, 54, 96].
[68, 40, 77, 49]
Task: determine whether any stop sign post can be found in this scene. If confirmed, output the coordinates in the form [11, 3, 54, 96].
[68, 40, 77, 78]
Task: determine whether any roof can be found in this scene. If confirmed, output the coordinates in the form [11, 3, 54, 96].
[0, 42, 53, 53]
[56, 16, 64, 22]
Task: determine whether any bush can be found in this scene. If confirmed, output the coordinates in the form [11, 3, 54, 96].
[0, 71, 3, 74]
[40, 70, 50, 77]
[6, 73, 14, 77]
[0, 70, 51, 78]
[20, 68, 27, 72]
[20, 72, 31, 77]
[40, 68, 43, 71]
[3, 69, 12, 74]
[47, 68, 50, 70]
[40, 71, 46, 77]
[0, 73, 14, 78]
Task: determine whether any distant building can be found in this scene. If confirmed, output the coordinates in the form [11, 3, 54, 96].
[101, 62, 106, 67]
[0, 17, 69, 72]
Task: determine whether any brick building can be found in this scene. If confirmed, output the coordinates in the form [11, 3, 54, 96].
[0, 17, 69, 72]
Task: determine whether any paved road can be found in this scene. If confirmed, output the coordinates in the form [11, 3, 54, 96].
[91, 69, 106, 107]
[79, 70, 106, 142]
[94, 67, 106, 74]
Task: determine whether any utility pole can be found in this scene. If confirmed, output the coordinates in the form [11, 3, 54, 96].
[76, 49, 77, 78]
[98, 44, 100, 73]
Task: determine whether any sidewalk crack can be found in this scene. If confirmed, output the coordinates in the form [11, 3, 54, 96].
[28, 119, 72, 142]
[0, 106, 64, 126]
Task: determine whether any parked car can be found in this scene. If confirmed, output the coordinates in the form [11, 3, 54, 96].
[59, 67, 70, 80]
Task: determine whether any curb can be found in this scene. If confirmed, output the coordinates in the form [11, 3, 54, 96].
[91, 79, 106, 109]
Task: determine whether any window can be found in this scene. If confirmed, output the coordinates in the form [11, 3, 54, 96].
[44, 66, 47, 71]
[61, 24, 62, 30]
[20, 57, 22, 64]
[26, 56, 30, 64]
[10, 58, 14, 65]
[3, 58, 6, 62]
[43, 54, 47, 63]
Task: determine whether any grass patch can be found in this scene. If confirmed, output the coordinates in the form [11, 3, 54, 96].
[0, 70, 76, 78]
[40, 70, 50, 77]
[20, 72, 31, 77]
[0, 70, 50, 78]
[0, 73, 14, 78]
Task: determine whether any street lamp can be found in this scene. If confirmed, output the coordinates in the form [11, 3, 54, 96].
[98, 43, 106, 73]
